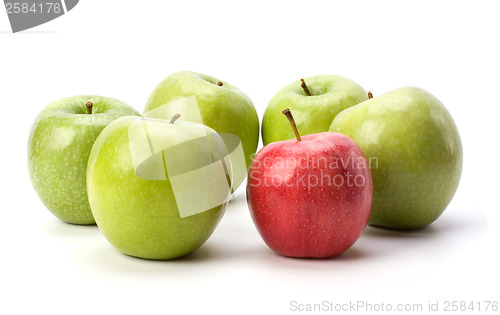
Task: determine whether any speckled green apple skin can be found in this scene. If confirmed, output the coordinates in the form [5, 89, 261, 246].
[330, 87, 462, 229]
[28, 96, 140, 225]
[87, 117, 226, 260]
[144, 71, 259, 169]
[262, 75, 368, 145]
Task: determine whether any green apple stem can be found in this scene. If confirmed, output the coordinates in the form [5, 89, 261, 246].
[85, 102, 93, 114]
[300, 78, 312, 96]
[217, 81, 223, 86]
[368, 91, 373, 99]
[169, 113, 181, 124]
[282, 108, 302, 142]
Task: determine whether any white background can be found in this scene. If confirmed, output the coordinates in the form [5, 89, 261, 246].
[1, 1, 499, 314]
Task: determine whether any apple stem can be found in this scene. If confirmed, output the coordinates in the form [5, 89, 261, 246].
[217, 81, 223, 86]
[300, 78, 312, 96]
[282, 108, 302, 142]
[85, 102, 93, 114]
[169, 113, 181, 124]
[368, 91, 373, 99]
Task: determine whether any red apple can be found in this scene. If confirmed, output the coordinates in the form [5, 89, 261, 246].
[247, 109, 373, 258]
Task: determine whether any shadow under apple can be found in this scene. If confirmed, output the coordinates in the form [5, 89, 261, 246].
[70, 235, 265, 278]
[41, 217, 99, 238]
[356, 209, 487, 260]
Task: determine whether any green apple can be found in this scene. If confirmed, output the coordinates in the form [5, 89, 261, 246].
[28, 96, 140, 225]
[87, 116, 231, 260]
[262, 75, 368, 145]
[330, 87, 462, 229]
[144, 71, 259, 174]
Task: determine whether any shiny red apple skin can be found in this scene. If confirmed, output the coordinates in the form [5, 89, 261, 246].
[247, 132, 373, 258]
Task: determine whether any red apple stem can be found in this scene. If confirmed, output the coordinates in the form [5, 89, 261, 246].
[300, 78, 312, 96]
[282, 108, 302, 142]
[85, 102, 93, 114]
[368, 91, 373, 99]
[169, 113, 181, 124]
[217, 81, 223, 86]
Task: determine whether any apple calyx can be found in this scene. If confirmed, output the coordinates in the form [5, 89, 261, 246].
[85, 102, 93, 114]
[368, 91, 373, 99]
[282, 108, 302, 142]
[300, 78, 312, 96]
[169, 113, 181, 124]
[217, 81, 223, 87]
